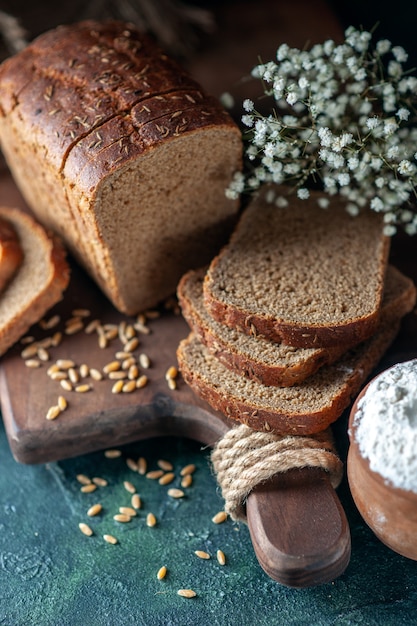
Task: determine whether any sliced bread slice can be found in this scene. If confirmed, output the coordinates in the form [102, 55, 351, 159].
[178, 265, 416, 387]
[0, 207, 70, 356]
[203, 186, 390, 348]
[0, 215, 23, 292]
[177, 322, 401, 435]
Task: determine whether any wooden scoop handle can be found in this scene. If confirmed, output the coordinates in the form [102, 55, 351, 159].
[246, 466, 351, 587]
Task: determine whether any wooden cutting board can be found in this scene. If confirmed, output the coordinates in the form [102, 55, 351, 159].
[0, 255, 237, 464]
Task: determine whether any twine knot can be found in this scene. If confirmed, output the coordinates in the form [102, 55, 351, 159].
[211, 425, 343, 522]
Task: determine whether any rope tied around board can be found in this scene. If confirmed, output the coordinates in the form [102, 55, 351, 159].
[211, 424, 343, 522]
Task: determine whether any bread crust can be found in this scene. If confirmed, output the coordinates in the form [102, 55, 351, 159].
[0, 216, 23, 292]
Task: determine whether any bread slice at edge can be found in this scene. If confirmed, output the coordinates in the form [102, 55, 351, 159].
[0, 207, 70, 357]
[177, 312, 405, 436]
[203, 186, 391, 349]
[0, 215, 23, 292]
[178, 265, 416, 387]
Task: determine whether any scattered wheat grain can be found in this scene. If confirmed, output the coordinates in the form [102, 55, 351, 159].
[216, 550, 226, 565]
[157, 566, 167, 580]
[105, 449, 122, 459]
[212, 511, 227, 524]
[123, 480, 136, 494]
[113, 513, 131, 523]
[87, 503, 102, 517]
[81, 484, 97, 493]
[167, 488, 185, 499]
[146, 512, 157, 527]
[131, 494, 142, 509]
[103, 534, 118, 544]
[76, 474, 91, 485]
[195, 550, 210, 560]
[177, 589, 196, 598]
[46, 405, 61, 421]
[79, 522, 93, 536]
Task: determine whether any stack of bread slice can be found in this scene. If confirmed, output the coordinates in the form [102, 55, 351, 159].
[177, 186, 416, 436]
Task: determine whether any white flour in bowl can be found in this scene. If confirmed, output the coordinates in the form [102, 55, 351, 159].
[352, 358, 417, 493]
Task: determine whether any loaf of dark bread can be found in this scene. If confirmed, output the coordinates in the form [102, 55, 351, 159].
[178, 265, 416, 387]
[0, 20, 242, 314]
[203, 186, 390, 348]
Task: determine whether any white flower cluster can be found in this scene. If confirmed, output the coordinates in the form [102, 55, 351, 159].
[226, 26, 417, 235]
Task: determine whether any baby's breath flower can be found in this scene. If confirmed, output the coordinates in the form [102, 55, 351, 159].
[297, 187, 310, 199]
[227, 25, 417, 234]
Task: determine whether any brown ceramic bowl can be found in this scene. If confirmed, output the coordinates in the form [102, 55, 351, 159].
[348, 377, 417, 561]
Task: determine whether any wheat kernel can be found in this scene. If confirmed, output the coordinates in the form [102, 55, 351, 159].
[79, 364, 89, 378]
[37, 348, 50, 362]
[72, 308, 90, 317]
[111, 380, 124, 394]
[123, 480, 136, 494]
[216, 550, 226, 565]
[76, 474, 91, 485]
[46, 405, 61, 421]
[165, 366, 178, 380]
[105, 449, 122, 459]
[68, 368, 79, 384]
[81, 484, 97, 493]
[90, 368, 103, 381]
[85, 319, 100, 334]
[212, 511, 227, 524]
[123, 337, 139, 352]
[126, 458, 138, 472]
[103, 360, 121, 374]
[25, 359, 41, 368]
[177, 589, 196, 598]
[146, 470, 164, 480]
[181, 474, 193, 488]
[167, 378, 177, 390]
[119, 506, 136, 517]
[60, 379, 73, 391]
[180, 464, 196, 476]
[103, 534, 118, 544]
[122, 380, 136, 393]
[109, 371, 127, 380]
[51, 331, 62, 347]
[65, 321, 84, 335]
[50, 371, 68, 381]
[139, 353, 151, 368]
[137, 457, 147, 475]
[157, 459, 173, 471]
[159, 472, 175, 485]
[92, 477, 108, 487]
[57, 396, 67, 411]
[195, 550, 210, 560]
[167, 488, 185, 499]
[87, 503, 102, 517]
[146, 512, 157, 527]
[113, 513, 131, 523]
[56, 359, 75, 369]
[122, 357, 136, 370]
[157, 566, 167, 580]
[128, 364, 139, 379]
[75, 384, 91, 393]
[79, 523, 93, 536]
[131, 494, 142, 509]
[20, 344, 39, 359]
[136, 375, 148, 389]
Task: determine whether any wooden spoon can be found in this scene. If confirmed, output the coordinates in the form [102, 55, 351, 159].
[0, 261, 350, 587]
